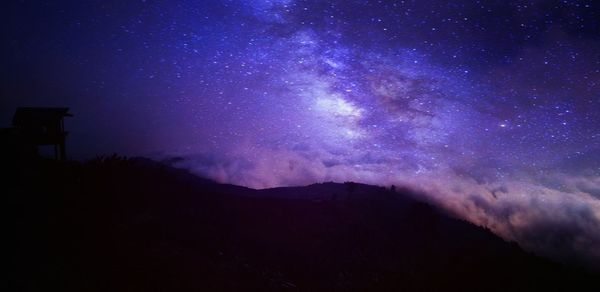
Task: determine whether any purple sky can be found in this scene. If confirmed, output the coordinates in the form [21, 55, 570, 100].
[2, 0, 600, 267]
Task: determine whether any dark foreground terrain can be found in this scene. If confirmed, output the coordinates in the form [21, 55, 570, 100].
[6, 156, 600, 291]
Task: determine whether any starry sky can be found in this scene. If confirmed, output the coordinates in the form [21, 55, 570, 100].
[2, 0, 600, 267]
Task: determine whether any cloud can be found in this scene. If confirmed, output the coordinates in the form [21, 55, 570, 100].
[160, 146, 600, 270]
[411, 170, 600, 269]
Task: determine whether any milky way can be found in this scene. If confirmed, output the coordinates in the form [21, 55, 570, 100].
[2, 0, 600, 267]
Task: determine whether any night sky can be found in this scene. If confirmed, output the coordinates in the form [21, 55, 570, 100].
[2, 1, 600, 266]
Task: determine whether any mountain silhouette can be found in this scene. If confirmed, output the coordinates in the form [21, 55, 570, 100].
[6, 155, 599, 291]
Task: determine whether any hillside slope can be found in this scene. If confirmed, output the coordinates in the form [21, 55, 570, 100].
[6, 156, 599, 291]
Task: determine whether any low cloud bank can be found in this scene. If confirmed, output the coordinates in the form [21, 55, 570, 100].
[156, 147, 600, 270]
